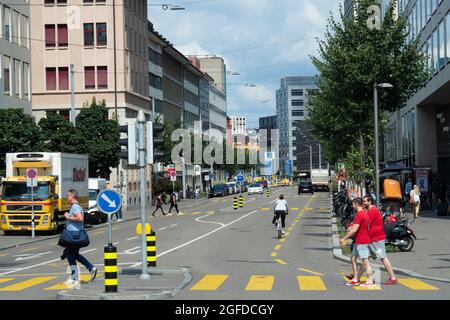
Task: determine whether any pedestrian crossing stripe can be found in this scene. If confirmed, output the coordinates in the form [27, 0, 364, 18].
[190, 275, 229, 291]
[0, 276, 57, 291]
[0, 278, 14, 285]
[341, 276, 382, 290]
[297, 276, 327, 291]
[245, 276, 275, 291]
[397, 278, 439, 291]
[260, 208, 270, 211]
[44, 274, 100, 291]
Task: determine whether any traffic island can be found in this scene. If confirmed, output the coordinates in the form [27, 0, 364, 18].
[57, 267, 192, 300]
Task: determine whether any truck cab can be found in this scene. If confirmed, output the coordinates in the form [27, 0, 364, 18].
[86, 178, 107, 224]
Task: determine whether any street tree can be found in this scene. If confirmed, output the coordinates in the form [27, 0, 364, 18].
[308, 0, 429, 170]
[38, 112, 80, 153]
[0, 109, 41, 176]
[75, 98, 120, 178]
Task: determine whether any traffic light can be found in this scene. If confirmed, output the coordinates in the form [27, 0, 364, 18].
[119, 122, 138, 166]
[146, 121, 165, 164]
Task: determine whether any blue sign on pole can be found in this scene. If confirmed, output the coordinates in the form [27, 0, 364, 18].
[237, 170, 244, 183]
[97, 189, 122, 215]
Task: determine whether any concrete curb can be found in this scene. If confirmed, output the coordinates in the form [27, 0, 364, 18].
[57, 267, 192, 300]
[328, 196, 450, 284]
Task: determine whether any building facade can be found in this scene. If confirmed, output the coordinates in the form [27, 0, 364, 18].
[0, 0, 32, 114]
[230, 116, 246, 135]
[276, 76, 320, 174]
[384, 0, 450, 184]
[259, 115, 277, 152]
[30, 0, 152, 210]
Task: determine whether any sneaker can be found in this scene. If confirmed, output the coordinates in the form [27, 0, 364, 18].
[117, 219, 123, 222]
[383, 278, 398, 285]
[345, 274, 355, 281]
[281, 230, 285, 235]
[360, 281, 376, 288]
[66, 279, 81, 290]
[90, 267, 98, 281]
[346, 279, 360, 287]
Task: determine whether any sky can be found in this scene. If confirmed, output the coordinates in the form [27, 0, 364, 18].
[148, 0, 341, 128]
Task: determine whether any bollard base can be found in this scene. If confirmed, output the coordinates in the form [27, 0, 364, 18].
[139, 273, 151, 280]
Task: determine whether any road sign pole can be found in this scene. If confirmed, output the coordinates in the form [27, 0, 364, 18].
[107, 213, 112, 246]
[137, 111, 150, 280]
[31, 184, 35, 239]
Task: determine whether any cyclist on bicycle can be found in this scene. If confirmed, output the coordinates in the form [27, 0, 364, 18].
[272, 194, 288, 234]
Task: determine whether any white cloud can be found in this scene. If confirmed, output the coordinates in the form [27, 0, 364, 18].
[176, 41, 210, 56]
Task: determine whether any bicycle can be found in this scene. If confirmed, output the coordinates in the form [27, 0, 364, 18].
[275, 215, 283, 239]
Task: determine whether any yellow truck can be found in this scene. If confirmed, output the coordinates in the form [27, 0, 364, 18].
[0, 153, 89, 234]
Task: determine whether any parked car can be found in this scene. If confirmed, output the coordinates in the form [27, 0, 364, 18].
[298, 180, 314, 195]
[85, 178, 108, 224]
[226, 182, 239, 194]
[209, 184, 229, 198]
[248, 183, 263, 195]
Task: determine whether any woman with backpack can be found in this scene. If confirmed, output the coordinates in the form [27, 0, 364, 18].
[410, 185, 421, 218]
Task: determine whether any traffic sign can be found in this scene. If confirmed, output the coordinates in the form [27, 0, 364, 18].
[97, 189, 122, 215]
[26, 168, 38, 187]
[237, 170, 244, 183]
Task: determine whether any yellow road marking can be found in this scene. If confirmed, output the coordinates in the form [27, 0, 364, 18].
[92, 230, 104, 235]
[44, 274, 102, 291]
[190, 275, 229, 291]
[297, 276, 327, 291]
[260, 208, 270, 211]
[288, 227, 293, 231]
[245, 276, 275, 291]
[298, 268, 323, 276]
[274, 244, 282, 251]
[291, 208, 299, 211]
[342, 276, 382, 291]
[320, 208, 329, 212]
[0, 278, 14, 284]
[275, 259, 287, 265]
[285, 232, 290, 236]
[304, 208, 313, 211]
[0, 276, 57, 291]
[271, 252, 277, 257]
[20, 247, 37, 253]
[190, 212, 203, 215]
[279, 238, 286, 243]
[398, 278, 439, 291]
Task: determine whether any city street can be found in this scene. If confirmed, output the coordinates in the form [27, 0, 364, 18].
[0, 187, 448, 300]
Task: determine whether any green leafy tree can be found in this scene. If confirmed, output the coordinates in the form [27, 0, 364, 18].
[38, 112, 80, 153]
[76, 98, 120, 178]
[308, 0, 429, 168]
[0, 109, 41, 176]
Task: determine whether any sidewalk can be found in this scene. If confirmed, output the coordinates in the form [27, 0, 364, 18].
[332, 205, 450, 282]
[0, 197, 209, 251]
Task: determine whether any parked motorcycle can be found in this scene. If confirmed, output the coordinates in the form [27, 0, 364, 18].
[383, 218, 416, 252]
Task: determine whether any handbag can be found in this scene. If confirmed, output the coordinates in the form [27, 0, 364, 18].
[58, 228, 90, 249]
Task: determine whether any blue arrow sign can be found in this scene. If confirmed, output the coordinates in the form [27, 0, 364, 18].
[97, 189, 122, 215]
[237, 170, 244, 182]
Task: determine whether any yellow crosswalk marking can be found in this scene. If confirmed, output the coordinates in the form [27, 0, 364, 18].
[260, 208, 270, 211]
[274, 244, 282, 251]
[291, 208, 299, 211]
[44, 274, 101, 291]
[275, 259, 287, 265]
[271, 252, 277, 257]
[190, 275, 229, 291]
[297, 276, 327, 291]
[398, 278, 439, 291]
[245, 276, 275, 291]
[342, 276, 381, 291]
[0, 278, 14, 285]
[0, 276, 57, 291]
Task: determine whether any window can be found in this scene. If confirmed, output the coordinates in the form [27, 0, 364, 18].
[23, 62, 29, 100]
[46, 67, 57, 90]
[447, 13, 450, 65]
[20, 15, 29, 48]
[97, 66, 108, 88]
[83, 0, 94, 3]
[11, 10, 19, 45]
[433, 28, 438, 72]
[292, 110, 304, 117]
[84, 66, 95, 89]
[149, 73, 162, 90]
[3, 56, 10, 95]
[44, 0, 55, 4]
[438, 20, 445, 69]
[291, 89, 303, 96]
[292, 100, 304, 107]
[3, 7, 10, 41]
[57, 24, 68, 47]
[58, 67, 69, 90]
[96, 23, 107, 46]
[14, 59, 20, 97]
[45, 24, 56, 47]
[57, 0, 68, 4]
[149, 48, 162, 66]
[83, 23, 94, 46]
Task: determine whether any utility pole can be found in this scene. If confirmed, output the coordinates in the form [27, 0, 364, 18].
[309, 146, 313, 172]
[70, 64, 75, 125]
[374, 84, 380, 209]
[209, 122, 214, 189]
[182, 157, 186, 199]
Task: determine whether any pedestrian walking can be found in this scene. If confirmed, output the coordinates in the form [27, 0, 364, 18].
[161, 192, 168, 205]
[272, 194, 288, 234]
[152, 195, 166, 216]
[410, 185, 421, 218]
[195, 187, 200, 201]
[168, 190, 180, 215]
[59, 189, 97, 289]
[364, 195, 398, 285]
[340, 198, 374, 287]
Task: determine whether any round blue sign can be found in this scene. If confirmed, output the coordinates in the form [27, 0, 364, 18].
[97, 189, 122, 215]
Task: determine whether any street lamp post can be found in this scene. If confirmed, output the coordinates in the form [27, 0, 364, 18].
[374, 83, 393, 208]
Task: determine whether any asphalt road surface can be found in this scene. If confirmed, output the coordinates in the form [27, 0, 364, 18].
[0, 187, 448, 300]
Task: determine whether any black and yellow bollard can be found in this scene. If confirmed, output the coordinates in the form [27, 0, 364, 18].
[239, 195, 244, 208]
[104, 245, 118, 293]
[233, 197, 238, 210]
[266, 189, 270, 197]
[147, 230, 156, 267]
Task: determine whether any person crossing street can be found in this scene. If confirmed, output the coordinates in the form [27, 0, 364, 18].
[152, 195, 166, 217]
[168, 190, 181, 215]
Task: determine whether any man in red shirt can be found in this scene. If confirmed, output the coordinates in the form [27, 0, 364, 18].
[340, 198, 374, 287]
[363, 196, 398, 285]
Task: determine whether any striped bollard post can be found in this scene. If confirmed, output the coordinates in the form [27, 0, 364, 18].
[239, 195, 244, 208]
[233, 197, 238, 210]
[147, 230, 157, 267]
[104, 245, 118, 293]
